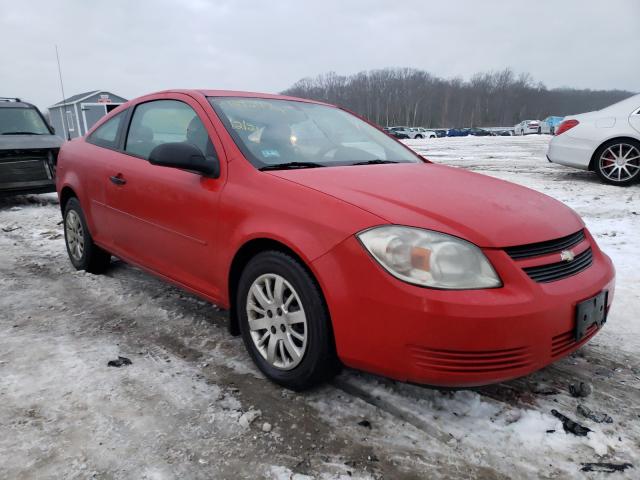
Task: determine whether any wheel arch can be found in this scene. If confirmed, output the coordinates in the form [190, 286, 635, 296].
[588, 136, 640, 171]
[226, 237, 331, 338]
[59, 185, 78, 213]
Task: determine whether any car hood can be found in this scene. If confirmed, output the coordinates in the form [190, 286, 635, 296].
[268, 163, 584, 248]
[0, 134, 64, 150]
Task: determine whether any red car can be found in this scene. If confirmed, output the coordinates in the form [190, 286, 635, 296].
[56, 90, 615, 390]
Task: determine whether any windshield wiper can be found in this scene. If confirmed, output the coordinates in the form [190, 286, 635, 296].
[351, 159, 399, 166]
[1, 131, 45, 135]
[259, 162, 325, 171]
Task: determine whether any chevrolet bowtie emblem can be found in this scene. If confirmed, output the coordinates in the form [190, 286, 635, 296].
[560, 249, 575, 262]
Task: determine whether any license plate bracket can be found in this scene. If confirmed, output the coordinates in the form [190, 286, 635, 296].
[575, 291, 608, 342]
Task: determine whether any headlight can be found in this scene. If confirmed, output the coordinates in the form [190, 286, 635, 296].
[357, 226, 502, 290]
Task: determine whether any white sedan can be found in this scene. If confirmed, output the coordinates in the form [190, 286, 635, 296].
[514, 120, 541, 135]
[547, 94, 640, 185]
[412, 127, 437, 139]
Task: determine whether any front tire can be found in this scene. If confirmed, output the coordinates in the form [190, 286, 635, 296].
[237, 251, 338, 390]
[594, 139, 640, 186]
[63, 197, 111, 273]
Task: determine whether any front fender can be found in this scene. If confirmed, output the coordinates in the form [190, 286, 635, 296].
[214, 169, 384, 307]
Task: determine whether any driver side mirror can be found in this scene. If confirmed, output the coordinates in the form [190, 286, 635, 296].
[149, 142, 220, 178]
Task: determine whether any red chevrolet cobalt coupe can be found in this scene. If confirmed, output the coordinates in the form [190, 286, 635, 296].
[56, 90, 615, 390]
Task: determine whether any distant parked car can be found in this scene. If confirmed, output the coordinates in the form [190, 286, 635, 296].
[467, 128, 492, 137]
[446, 128, 469, 137]
[514, 120, 541, 135]
[547, 94, 640, 186]
[493, 129, 514, 136]
[387, 126, 434, 139]
[388, 126, 413, 138]
[412, 127, 437, 139]
[540, 116, 564, 135]
[387, 127, 410, 139]
[0, 97, 63, 196]
[433, 129, 448, 138]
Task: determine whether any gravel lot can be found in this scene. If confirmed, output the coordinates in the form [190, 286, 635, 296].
[1, 135, 638, 479]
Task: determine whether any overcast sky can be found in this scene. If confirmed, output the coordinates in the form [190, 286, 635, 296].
[1, 0, 638, 110]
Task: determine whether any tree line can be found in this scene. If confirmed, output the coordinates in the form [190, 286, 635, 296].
[281, 68, 635, 128]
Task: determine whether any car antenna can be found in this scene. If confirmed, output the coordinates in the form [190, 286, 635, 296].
[55, 45, 71, 141]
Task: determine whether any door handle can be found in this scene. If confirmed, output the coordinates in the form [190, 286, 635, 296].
[109, 175, 126, 185]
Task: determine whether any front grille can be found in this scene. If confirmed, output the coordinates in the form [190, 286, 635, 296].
[523, 248, 593, 283]
[505, 230, 585, 259]
[0, 159, 50, 184]
[0, 149, 52, 187]
[409, 345, 533, 374]
[551, 323, 598, 358]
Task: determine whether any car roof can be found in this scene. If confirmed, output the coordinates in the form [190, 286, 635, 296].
[0, 100, 38, 109]
[599, 93, 640, 114]
[152, 89, 334, 107]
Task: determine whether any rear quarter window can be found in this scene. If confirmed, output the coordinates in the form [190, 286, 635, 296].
[87, 111, 126, 149]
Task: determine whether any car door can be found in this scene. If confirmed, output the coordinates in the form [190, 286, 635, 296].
[81, 109, 129, 249]
[104, 94, 226, 298]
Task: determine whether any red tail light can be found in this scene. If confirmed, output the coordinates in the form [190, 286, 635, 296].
[555, 119, 579, 136]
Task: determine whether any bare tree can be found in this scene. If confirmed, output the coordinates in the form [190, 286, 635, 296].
[282, 68, 635, 128]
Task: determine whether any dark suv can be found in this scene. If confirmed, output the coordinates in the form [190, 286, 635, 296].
[0, 97, 63, 196]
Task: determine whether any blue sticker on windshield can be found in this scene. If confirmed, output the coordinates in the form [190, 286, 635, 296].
[261, 149, 281, 158]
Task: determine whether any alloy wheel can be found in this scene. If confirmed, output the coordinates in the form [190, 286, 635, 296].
[246, 273, 308, 370]
[65, 210, 85, 261]
[598, 143, 640, 183]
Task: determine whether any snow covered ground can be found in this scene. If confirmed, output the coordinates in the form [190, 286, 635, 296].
[1, 135, 638, 479]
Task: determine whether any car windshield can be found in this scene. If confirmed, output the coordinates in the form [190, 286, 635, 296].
[209, 97, 421, 169]
[0, 107, 50, 135]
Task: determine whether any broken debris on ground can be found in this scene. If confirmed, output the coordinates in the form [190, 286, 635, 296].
[569, 381, 592, 398]
[577, 404, 613, 424]
[551, 409, 591, 436]
[107, 356, 132, 368]
[580, 462, 633, 473]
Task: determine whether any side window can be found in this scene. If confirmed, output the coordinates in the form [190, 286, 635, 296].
[87, 110, 126, 149]
[125, 100, 215, 160]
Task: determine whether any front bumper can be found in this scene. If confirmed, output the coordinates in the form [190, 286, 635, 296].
[312, 234, 615, 387]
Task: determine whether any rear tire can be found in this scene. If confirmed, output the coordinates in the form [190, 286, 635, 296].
[63, 197, 111, 273]
[237, 251, 338, 390]
[593, 139, 640, 186]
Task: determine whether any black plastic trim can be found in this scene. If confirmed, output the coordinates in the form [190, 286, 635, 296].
[523, 248, 593, 283]
[505, 230, 585, 260]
